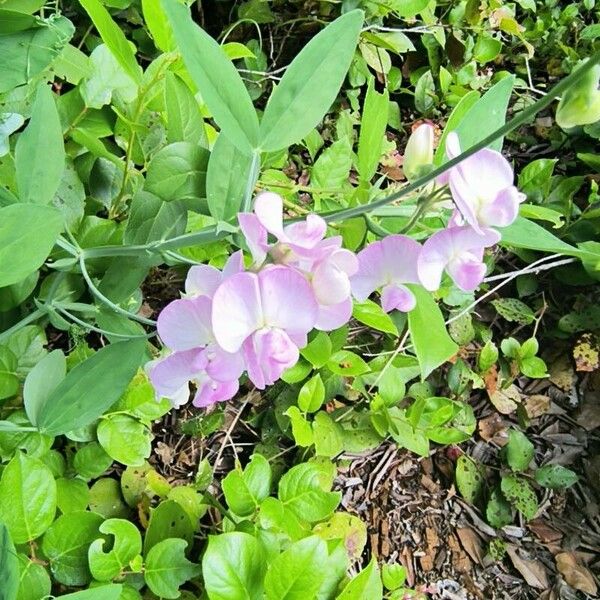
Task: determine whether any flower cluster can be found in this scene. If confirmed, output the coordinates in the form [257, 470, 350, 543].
[149, 126, 524, 409]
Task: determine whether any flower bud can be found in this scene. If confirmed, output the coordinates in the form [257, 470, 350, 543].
[556, 61, 600, 129]
[403, 123, 434, 183]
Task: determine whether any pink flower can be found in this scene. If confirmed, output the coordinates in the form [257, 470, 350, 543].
[184, 251, 244, 298]
[211, 266, 318, 388]
[351, 235, 422, 312]
[439, 132, 525, 233]
[418, 226, 500, 292]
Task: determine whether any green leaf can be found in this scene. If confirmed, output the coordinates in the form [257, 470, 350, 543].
[415, 70, 436, 114]
[15, 84, 65, 206]
[352, 300, 398, 335]
[285, 406, 314, 447]
[377, 366, 406, 406]
[328, 351, 370, 377]
[143, 500, 194, 554]
[455, 455, 484, 503]
[0, 204, 63, 288]
[452, 75, 514, 152]
[492, 298, 535, 324]
[42, 511, 104, 586]
[37, 340, 145, 436]
[221, 454, 272, 517]
[534, 465, 578, 489]
[313, 412, 344, 458]
[202, 532, 267, 600]
[518, 158, 557, 203]
[145, 142, 209, 203]
[23, 350, 65, 427]
[264, 536, 328, 600]
[407, 284, 458, 380]
[0, 522, 19, 600]
[0, 346, 19, 400]
[53, 585, 123, 600]
[56, 478, 90, 514]
[206, 133, 254, 221]
[74, 442, 113, 480]
[556, 61, 600, 129]
[278, 463, 340, 523]
[298, 374, 325, 413]
[89, 519, 142, 582]
[486, 487, 513, 528]
[79, 0, 142, 83]
[336, 558, 382, 599]
[381, 563, 406, 591]
[393, 0, 428, 17]
[15, 553, 51, 600]
[300, 332, 332, 368]
[259, 10, 363, 151]
[0, 452, 56, 544]
[501, 475, 538, 520]
[89, 478, 128, 519]
[97, 414, 152, 467]
[161, 0, 259, 153]
[164, 71, 207, 146]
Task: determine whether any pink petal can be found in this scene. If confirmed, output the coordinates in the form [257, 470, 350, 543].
[258, 266, 318, 337]
[418, 228, 456, 291]
[381, 284, 416, 312]
[254, 191, 285, 238]
[148, 349, 206, 405]
[193, 376, 239, 407]
[238, 213, 268, 265]
[351, 242, 386, 301]
[380, 235, 422, 284]
[212, 272, 263, 352]
[312, 259, 352, 306]
[447, 253, 487, 291]
[205, 344, 246, 382]
[445, 131, 461, 159]
[185, 264, 222, 298]
[284, 214, 327, 249]
[157, 296, 213, 351]
[223, 250, 245, 278]
[478, 185, 521, 228]
[315, 298, 353, 331]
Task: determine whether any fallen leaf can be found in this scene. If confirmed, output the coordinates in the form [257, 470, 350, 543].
[549, 354, 576, 391]
[527, 519, 563, 544]
[573, 333, 600, 372]
[575, 390, 600, 432]
[484, 364, 499, 395]
[489, 384, 521, 414]
[524, 394, 551, 419]
[456, 527, 484, 565]
[478, 413, 508, 444]
[555, 552, 597, 595]
[506, 544, 550, 589]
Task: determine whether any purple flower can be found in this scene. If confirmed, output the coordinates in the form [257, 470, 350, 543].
[418, 226, 500, 292]
[439, 132, 525, 233]
[351, 235, 422, 312]
[211, 265, 318, 388]
[184, 251, 244, 298]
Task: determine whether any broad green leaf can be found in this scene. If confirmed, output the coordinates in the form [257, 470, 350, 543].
[259, 10, 363, 151]
[37, 340, 145, 436]
[89, 478, 129, 519]
[0, 0, 45, 12]
[202, 532, 267, 600]
[97, 414, 152, 467]
[264, 536, 328, 600]
[221, 454, 272, 517]
[144, 539, 200, 599]
[143, 500, 194, 554]
[79, 0, 142, 83]
[407, 285, 458, 380]
[206, 133, 254, 221]
[23, 350, 66, 426]
[16, 553, 51, 600]
[357, 79, 389, 182]
[313, 412, 344, 458]
[455, 455, 484, 503]
[393, 0, 429, 17]
[0, 346, 18, 400]
[161, 0, 259, 153]
[534, 465, 578, 489]
[0, 204, 63, 288]
[492, 298, 535, 325]
[352, 300, 398, 335]
[164, 71, 207, 146]
[298, 374, 325, 413]
[300, 331, 332, 368]
[556, 61, 600, 129]
[377, 366, 406, 406]
[0, 112, 23, 157]
[328, 351, 370, 376]
[42, 511, 104, 586]
[142, 0, 173, 51]
[0, 522, 19, 600]
[0, 271, 38, 312]
[313, 513, 367, 561]
[285, 406, 314, 447]
[88, 519, 142, 582]
[74, 442, 113, 480]
[145, 142, 209, 203]
[336, 558, 382, 599]
[452, 75, 514, 152]
[381, 563, 406, 591]
[0, 452, 56, 544]
[6, 325, 47, 377]
[53, 585, 123, 600]
[56, 478, 90, 514]
[486, 488, 513, 528]
[0, 17, 74, 93]
[278, 463, 340, 523]
[311, 138, 353, 190]
[501, 475, 538, 520]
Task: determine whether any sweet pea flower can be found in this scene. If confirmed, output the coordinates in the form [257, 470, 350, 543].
[439, 132, 525, 233]
[148, 294, 245, 408]
[351, 235, 422, 312]
[212, 265, 318, 389]
[418, 226, 500, 292]
[403, 123, 435, 183]
[184, 251, 244, 298]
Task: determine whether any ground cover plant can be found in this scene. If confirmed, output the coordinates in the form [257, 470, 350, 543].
[0, 0, 599, 598]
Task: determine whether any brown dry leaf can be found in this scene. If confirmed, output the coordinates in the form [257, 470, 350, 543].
[573, 333, 600, 372]
[575, 390, 600, 432]
[527, 519, 563, 544]
[506, 544, 550, 589]
[420, 526, 440, 571]
[524, 394, 551, 418]
[549, 354, 576, 391]
[456, 527, 484, 565]
[478, 413, 508, 444]
[448, 533, 472, 573]
[484, 364, 499, 395]
[154, 442, 175, 466]
[555, 552, 598, 595]
[489, 384, 521, 414]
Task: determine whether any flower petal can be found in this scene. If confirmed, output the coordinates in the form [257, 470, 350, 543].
[315, 298, 353, 331]
[205, 344, 246, 382]
[258, 266, 318, 336]
[185, 264, 222, 298]
[478, 185, 522, 228]
[223, 250, 245, 278]
[193, 376, 239, 407]
[284, 214, 327, 249]
[447, 253, 487, 291]
[418, 228, 456, 291]
[157, 296, 213, 351]
[381, 284, 416, 312]
[351, 242, 386, 301]
[148, 349, 206, 405]
[212, 272, 263, 352]
[238, 213, 268, 265]
[381, 235, 422, 284]
[254, 191, 285, 238]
